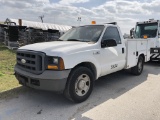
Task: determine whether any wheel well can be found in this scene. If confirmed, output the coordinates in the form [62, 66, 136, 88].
[139, 54, 145, 62]
[73, 62, 97, 80]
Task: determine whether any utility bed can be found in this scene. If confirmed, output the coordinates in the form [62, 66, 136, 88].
[125, 39, 150, 69]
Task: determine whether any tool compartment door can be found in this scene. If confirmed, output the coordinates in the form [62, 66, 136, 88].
[137, 39, 150, 62]
[125, 40, 137, 69]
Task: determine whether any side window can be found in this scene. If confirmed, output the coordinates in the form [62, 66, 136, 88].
[135, 26, 141, 38]
[102, 27, 121, 44]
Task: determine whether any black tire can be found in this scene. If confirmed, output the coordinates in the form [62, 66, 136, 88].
[64, 67, 94, 103]
[131, 56, 144, 75]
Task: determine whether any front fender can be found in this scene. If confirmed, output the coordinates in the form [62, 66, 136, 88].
[63, 51, 101, 79]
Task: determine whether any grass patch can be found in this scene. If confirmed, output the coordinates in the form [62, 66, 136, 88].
[0, 43, 20, 92]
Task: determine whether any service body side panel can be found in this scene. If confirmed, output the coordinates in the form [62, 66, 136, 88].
[125, 40, 137, 68]
[125, 39, 150, 69]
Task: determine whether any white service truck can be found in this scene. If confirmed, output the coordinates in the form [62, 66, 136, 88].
[14, 23, 150, 103]
[133, 19, 160, 61]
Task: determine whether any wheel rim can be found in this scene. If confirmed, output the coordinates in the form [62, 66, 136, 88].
[75, 74, 90, 97]
[138, 59, 143, 72]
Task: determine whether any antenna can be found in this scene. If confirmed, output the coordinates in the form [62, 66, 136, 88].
[39, 15, 44, 23]
[77, 17, 81, 26]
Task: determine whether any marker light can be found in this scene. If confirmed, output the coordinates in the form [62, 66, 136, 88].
[91, 21, 96, 24]
[143, 35, 148, 39]
[47, 57, 65, 70]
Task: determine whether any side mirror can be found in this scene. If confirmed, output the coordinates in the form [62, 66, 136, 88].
[158, 33, 160, 38]
[101, 39, 117, 48]
[130, 28, 134, 38]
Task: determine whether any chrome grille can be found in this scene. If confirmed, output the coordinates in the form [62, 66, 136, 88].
[16, 50, 45, 74]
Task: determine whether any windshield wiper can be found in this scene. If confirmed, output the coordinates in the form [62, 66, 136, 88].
[67, 39, 94, 43]
[55, 39, 63, 41]
[67, 39, 92, 42]
[67, 39, 81, 41]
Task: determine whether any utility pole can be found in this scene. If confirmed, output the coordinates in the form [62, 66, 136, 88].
[77, 17, 81, 26]
[39, 15, 44, 23]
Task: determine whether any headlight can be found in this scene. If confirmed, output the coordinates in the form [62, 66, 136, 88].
[47, 56, 65, 70]
[53, 58, 59, 64]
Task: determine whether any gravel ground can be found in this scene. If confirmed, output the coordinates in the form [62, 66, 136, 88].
[0, 62, 160, 120]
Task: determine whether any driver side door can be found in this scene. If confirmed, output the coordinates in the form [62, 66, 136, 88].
[100, 26, 126, 76]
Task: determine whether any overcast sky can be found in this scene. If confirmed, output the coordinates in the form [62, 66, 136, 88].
[0, 0, 160, 34]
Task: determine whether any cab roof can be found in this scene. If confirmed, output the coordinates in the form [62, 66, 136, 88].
[137, 20, 159, 24]
[79, 23, 119, 28]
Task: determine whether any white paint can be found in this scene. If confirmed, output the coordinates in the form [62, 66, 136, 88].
[19, 24, 150, 79]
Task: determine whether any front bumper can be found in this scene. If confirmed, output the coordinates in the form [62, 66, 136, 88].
[150, 48, 160, 61]
[14, 65, 71, 93]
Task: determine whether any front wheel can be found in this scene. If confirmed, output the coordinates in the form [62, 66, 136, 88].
[64, 67, 94, 103]
[131, 56, 144, 75]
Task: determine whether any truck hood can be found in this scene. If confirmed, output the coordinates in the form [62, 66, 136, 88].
[19, 41, 96, 56]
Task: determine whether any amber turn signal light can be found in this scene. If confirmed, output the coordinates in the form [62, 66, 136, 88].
[59, 58, 65, 70]
[48, 65, 58, 70]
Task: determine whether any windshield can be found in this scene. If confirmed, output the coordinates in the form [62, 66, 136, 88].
[134, 23, 158, 38]
[59, 25, 104, 42]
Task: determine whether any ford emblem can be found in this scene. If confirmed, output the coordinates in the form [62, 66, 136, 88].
[21, 59, 26, 64]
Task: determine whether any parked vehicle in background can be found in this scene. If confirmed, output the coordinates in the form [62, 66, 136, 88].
[133, 19, 160, 61]
[14, 22, 150, 103]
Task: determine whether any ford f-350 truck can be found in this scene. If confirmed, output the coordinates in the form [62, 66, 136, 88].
[14, 23, 150, 103]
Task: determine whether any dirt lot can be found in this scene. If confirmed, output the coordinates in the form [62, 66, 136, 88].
[0, 62, 160, 120]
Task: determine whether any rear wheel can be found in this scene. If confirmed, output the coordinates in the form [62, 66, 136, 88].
[131, 56, 144, 75]
[64, 67, 94, 103]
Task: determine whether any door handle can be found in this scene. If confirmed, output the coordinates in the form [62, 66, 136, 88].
[122, 48, 124, 54]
